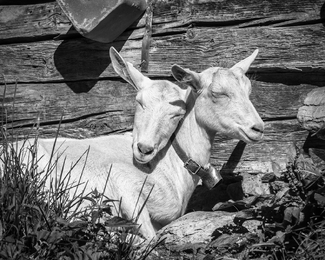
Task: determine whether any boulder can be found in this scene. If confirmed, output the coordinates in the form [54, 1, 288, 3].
[241, 172, 271, 196]
[150, 211, 261, 260]
[155, 210, 260, 249]
[297, 87, 325, 139]
[155, 211, 236, 251]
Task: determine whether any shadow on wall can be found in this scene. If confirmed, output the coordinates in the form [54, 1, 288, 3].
[187, 141, 247, 212]
[220, 140, 247, 175]
[303, 133, 325, 151]
[53, 26, 131, 93]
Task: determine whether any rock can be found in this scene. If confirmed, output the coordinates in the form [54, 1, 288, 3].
[155, 211, 236, 251]
[242, 219, 262, 234]
[151, 211, 262, 260]
[297, 87, 325, 139]
[241, 172, 270, 196]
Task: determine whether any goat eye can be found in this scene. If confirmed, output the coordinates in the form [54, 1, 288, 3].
[211, 91, 229, 99]
[171, 114, 183, 120]
[211, 92, 230, 105]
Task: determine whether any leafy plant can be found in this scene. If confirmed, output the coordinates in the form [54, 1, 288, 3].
[209, 142, 325, 260]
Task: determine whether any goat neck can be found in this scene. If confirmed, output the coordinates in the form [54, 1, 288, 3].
[173, 91, 214, 170]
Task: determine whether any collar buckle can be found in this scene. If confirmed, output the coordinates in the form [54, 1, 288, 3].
[184, 158, 202, 175]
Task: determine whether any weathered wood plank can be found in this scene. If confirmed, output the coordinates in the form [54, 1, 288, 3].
[1, 25, 325, 84]
[1, 82, 311, 173]
[251, 82, 315, 119]
[0, 80, 318, 174]
[0, 80, 318, 175]
[1, 79, 136, 137]
[1, 0, 324, 42]
[0, 0, 52, 4]
[153, 0, 325, 29]
[0, 2, 66, 42]
[148, 25, 325, 78]
[0, 2, 146, 43]
[0, 80, 316, 130]
[166, 0, 324, 22]
[211, 119, 310, 173]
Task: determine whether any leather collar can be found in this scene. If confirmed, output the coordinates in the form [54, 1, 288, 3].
[171, 134, 222, 189]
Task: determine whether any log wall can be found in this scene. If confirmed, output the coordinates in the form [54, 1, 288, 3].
[1, 0, 325, 173]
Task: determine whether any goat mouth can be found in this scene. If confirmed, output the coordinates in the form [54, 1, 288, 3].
[239, 128, 263, 143]
[133, 149, 158, 164]
[134, 157, 149, 164]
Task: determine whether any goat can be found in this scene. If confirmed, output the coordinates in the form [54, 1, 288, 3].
[103, 49, 264, 239]
[1, 47, 186, 171]
[0, 47, 189, 235]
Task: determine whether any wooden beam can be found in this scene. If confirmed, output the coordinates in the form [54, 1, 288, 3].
[1, 0, 324, 43]
[0, 79, 136, 136]
[0, 80, 315, 124]
[0, 25, 325, 84]
[211, 119, 309, 174]
[0, 0, 52, 4]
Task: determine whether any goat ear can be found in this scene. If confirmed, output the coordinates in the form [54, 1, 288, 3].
[109, 47, 151, 90]
[231, 49, 259, 73]
[171, 64, 202, 92]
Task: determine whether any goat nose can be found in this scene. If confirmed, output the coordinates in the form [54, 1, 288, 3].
[251, 122, 264, 134]
[137, 143, 154, 155]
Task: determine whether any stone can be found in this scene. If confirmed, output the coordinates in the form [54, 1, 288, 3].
[155, 211, 236, 251]
[297, 87, 325, 139]
[150, 210, 262, 260]
[241, 172, 270, 196]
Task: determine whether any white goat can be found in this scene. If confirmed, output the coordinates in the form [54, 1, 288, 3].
[104, 49, 264, 239]
[0, 47, 188, 234]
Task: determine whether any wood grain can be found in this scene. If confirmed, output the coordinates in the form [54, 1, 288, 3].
[1, 25, 325, 84]
[0, 80, 316, 128]
[1, 0, 324, 42]
[1, 0, 324, 175]
[0, 79, 318, 174]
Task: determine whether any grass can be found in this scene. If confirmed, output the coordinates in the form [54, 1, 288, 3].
[0, 128, 152, 260]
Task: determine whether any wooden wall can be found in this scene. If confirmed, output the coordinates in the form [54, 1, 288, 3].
[1, 0, 325, 173]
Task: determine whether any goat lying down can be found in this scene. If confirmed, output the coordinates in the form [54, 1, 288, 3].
[107, 48, 264, 239]
[1, 48, 264, 239]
